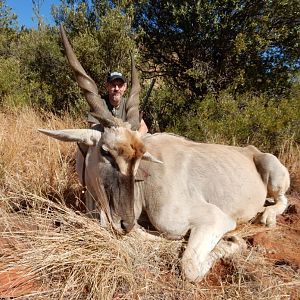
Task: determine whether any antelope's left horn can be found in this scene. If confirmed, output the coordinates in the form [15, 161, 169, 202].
[60, 23, 121, 127]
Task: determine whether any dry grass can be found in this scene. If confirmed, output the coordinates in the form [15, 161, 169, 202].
[1, 193, 299, 300]
[0, 107, 83, 205]
[278, 138, 300, 195]
[0, 107, 299, 299]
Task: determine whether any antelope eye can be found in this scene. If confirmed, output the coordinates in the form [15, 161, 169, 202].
[100, 146, 110, 157]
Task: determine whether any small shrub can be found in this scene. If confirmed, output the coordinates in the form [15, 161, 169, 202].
[168, 90, 300, 152]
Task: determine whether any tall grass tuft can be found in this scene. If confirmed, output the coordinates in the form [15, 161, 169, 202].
[278, 138, 300, 194]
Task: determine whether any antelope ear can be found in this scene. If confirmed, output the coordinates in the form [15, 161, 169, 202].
[142, 152, 163, 164]
[38, 129, 102, 146]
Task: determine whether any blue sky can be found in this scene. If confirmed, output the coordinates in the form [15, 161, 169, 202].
[7, 0, 61, 28]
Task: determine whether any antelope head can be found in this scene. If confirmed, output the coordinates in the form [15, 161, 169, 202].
[39, 25, 162, 234]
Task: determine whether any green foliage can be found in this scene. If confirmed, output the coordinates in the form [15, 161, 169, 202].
[0, 1, 19, 58]
[1, 0, 139, 112]
[134, 0, 300, 98]
[0, 1, 24, 106]
[0, 56, 21, 96]
[166, 90, 300, 152]
[14, 28, 83, 111]
[0, 0, 299, 152]
[52, 0, 91, 34]
[95, 7, 136, 73]
[141, 79, 187, 132]
[52, 0, 137, 82]
[0, 55, 29, 107]
[68, 10, 136, 94]
[0, 0, 18, 29]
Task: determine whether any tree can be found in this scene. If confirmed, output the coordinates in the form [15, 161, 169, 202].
[13, 27, 84, 111]
[0, 0, 20, 104]
[51, 0, 137, 94]
[32, 0, 45, 30]
[133, 0, 300, 99]
[0, 0, 17, 29]
[0, 0, 18, 57]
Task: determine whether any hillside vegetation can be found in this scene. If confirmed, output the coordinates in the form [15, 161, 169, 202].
[0, 0, 299, 151]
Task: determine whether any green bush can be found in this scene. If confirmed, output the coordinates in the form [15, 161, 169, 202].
[13, 28, 83, 112]
[0, 56, 30, 107]
[167, 90, 300, 152]
[0, 56, 21, 96]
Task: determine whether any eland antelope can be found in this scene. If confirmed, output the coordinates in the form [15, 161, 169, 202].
[39, 25, 290, 282]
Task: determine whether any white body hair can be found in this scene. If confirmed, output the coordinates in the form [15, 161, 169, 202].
[40, 128, 290, 282]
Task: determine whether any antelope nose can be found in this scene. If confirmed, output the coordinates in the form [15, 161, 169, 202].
[120, 220, 134, 233]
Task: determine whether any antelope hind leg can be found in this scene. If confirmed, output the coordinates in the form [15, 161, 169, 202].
[257, 154, 290, 227]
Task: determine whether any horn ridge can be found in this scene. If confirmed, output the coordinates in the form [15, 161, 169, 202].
[125, 53, 141, 130]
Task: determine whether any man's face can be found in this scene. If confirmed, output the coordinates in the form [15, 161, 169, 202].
[106, 79, 127, 107]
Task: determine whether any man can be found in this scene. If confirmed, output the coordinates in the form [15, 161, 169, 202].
[87, 71, 148, 134]
[82, 71, 148, 222]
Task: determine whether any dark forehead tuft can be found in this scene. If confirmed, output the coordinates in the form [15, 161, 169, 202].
[117, 131, 146, 160]
[103, 128, 146, 160]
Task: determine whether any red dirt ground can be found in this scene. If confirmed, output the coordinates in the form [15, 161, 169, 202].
[251, 203, 300, 270]
[0, 216, 41, 297]
[251, 196, 300, 269]
[0, 266, 38, 298]
[0, 196, 299, 298]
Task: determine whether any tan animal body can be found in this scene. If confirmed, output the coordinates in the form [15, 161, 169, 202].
[39, 25, 290, 282]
